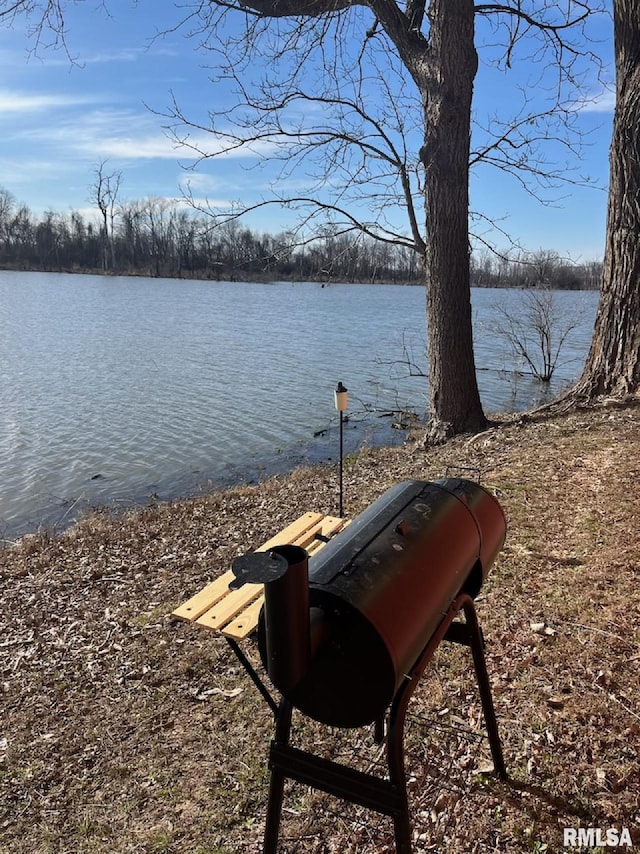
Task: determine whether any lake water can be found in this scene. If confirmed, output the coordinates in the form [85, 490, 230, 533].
[0, 271, 599, 539]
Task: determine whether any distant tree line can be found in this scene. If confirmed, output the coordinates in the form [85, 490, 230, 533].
[473, 249, 603, 291]
[0, 186, 600, 288]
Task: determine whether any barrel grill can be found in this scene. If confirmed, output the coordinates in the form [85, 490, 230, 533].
[232, 477, 506, 727]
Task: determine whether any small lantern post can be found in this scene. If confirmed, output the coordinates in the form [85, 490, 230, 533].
[334, 382, 348, 517]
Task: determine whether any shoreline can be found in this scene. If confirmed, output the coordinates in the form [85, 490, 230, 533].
[5, 399, 625, 550]
[1, 410, 413, 546]
[0, 266, 601, 290]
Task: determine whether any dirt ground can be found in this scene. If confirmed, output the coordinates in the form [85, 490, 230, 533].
[1, 399, 639, 853]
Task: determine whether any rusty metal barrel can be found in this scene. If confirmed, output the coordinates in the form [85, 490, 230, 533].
[232, 478, 506, 728]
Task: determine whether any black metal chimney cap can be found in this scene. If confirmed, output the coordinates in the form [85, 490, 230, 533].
[230, 550, 290, 589]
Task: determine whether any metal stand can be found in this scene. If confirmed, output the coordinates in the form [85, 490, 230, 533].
[257, 593, 506, 854]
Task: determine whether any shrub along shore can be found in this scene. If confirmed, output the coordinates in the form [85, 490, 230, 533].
[1, 398, 639, 853]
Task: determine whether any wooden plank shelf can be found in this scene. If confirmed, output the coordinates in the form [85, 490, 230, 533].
[171, 512, 348, 641]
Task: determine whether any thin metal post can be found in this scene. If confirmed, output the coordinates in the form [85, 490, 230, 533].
[334, 381, 348, 518]
[339, 408, 344, 517]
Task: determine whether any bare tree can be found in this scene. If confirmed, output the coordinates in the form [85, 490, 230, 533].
[169, 0, 604, 439]
[89, 160, 122, 271]
[0, 186, 15, 258]
[572, 0, 640, 399]
[491, 288, 582, 383]
[142, 196, 173, 277]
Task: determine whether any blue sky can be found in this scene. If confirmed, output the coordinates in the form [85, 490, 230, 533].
[0, 1, 615, 262]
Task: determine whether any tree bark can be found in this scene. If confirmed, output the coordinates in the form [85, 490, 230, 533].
[573, 0, 640, 398]
[422, 0, 486, 437]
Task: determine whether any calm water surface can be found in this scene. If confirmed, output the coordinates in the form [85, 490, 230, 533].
[0, 272, 599, 538]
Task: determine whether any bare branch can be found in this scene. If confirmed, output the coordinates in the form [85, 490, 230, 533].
[160, 47, 427, 254]
[474, 2, 591, 33]
[238, 0, 357, 16]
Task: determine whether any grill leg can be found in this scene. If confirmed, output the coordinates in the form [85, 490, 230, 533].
[391, 791, 412, 854]
[384, 598, 472, 854]
[264, 766, 286, 854]
[383, 594, 508, 853]
[373, 715, 385, 745]
[263, 700, 293, 854]
[462, 600, 507, 780]
[387, 684, 413, 854]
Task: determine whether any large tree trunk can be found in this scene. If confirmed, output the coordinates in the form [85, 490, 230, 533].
[573, 0, 640, 398]
[422, 0, 486, 438]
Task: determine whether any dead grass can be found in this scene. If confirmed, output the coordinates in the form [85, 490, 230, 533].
[1, 399, 639, 853]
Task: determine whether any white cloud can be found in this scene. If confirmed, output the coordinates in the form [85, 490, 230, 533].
[86, 133, 194, 160]
[1, 82, 289, 167]
[80, 46, 180, 65]
[11, 106, 191, 161]
[576, 87, 616, 113]
[40, 108, 285, 162]
[0, 89, 95, 113]
[179, 173, 226, 193]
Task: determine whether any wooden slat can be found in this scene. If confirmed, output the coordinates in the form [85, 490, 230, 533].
[171, 570, 236, 622]
[296, 516, 345, 552]
[256, 512, 323, 552]
[196, 582, 263, 631]
[222, 595, 265, 640]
